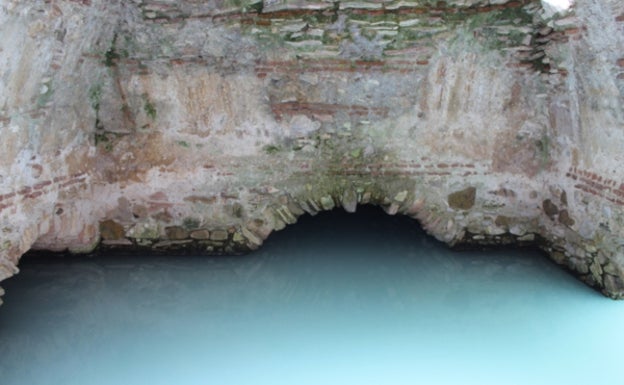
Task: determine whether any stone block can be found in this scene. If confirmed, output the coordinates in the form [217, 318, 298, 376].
[165, 226, 189, 240]
[210, 230, 229, 241]
[99, 220, 125, 240]
[448, 187, 476, 210]
[190, 229, 210, 240]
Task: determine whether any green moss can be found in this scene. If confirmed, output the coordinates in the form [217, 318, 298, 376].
[226, 0, 263, 13]
[350, 148, 363, 158]
[245, 0, 263, 13]
[88, 84, 102, 111]
[497, 6, 534, 25]
[456, 5, 537, 52]
[182, 217, 201, 230]
[89, 83, 104, 129]
[176, 140, 190, 148]
[94, 130, 126, 152]
[302, 14, 321, 25]
[143, 94, 157, 120]
[264, 144, 281, 154]
[347, 11, 397, 24]
[104, 33, 120, 67]
[320, 31, 335, 45]
[537, 133, 551, 169]
[121, 34, 139, 57]
[95, 132, 113, 152]
[465, 5, 533, 28]
[94, 132, 108, 146]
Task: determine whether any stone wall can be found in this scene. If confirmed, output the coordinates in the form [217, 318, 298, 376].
[1, 0, 623, 302]
[548, 0, 624, 295]
[0, 0, 123, 303]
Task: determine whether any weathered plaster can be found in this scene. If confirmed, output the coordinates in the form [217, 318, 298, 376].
[1, 0, 623, 303]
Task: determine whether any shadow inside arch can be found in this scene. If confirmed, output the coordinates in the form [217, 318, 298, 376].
[252, 204, 595, 300]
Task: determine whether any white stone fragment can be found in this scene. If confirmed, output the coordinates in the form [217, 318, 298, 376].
[399, 19, 420, 28]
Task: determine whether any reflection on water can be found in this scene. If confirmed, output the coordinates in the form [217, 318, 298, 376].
[0, 206, 622, 385]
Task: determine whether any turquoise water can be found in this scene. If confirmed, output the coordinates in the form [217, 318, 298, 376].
[1, 206, 622, 385]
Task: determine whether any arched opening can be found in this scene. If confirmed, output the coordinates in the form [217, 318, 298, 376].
[1, 205, 619, 385]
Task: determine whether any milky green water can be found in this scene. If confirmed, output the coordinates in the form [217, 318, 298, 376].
[1, 206, 622, 385]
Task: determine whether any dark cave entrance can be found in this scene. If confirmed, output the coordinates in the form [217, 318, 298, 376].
[261, 204, 439, 257]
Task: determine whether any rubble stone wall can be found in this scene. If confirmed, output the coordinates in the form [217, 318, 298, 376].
[1, 0, 623, 302]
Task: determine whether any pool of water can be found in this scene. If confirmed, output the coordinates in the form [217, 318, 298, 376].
[1, 206, 622, 385]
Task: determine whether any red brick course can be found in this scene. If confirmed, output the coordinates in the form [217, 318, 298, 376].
[301, 160, 483, 178]
[44, 0, 91, 5]
[0, 172, 89, 213]
[271, 101, 389, 121]
[567, 167, 624, 206]
[255, 59, 428, 79]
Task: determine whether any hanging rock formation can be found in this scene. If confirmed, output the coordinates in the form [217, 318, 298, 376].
[1, 0, 624, 302]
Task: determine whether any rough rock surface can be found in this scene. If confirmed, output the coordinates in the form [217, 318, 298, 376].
[1, 0, 623, 302]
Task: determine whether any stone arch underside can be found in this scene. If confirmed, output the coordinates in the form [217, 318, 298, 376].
[1, 0, 624, 302]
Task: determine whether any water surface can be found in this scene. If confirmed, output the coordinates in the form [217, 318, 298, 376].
[1, 206, 622, 385]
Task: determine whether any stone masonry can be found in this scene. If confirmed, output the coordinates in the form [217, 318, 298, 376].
[1, 0, 624, 302]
